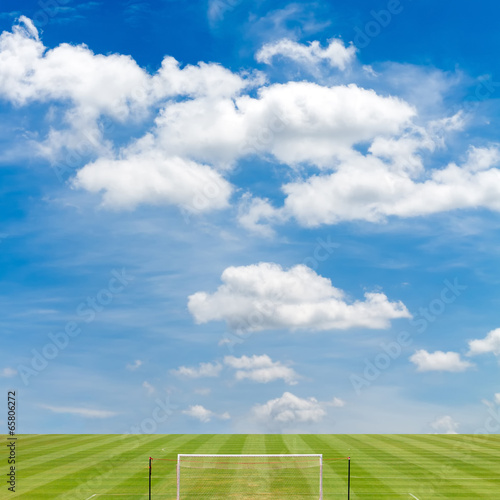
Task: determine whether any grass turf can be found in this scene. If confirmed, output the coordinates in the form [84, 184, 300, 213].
[2, 434, 499, 499]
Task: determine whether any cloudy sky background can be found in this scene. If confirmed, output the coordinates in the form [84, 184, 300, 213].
[1, 0, 500, 434]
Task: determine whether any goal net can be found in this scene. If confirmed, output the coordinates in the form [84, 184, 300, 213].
[176, 454, 323, 499]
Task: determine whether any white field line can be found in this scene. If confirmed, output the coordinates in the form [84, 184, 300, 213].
[85, 495, 96, 500]
[409, 494, 420, 500]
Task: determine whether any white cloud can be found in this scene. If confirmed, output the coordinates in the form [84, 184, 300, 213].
[207, 0, 238, 25]
[171, 362, 223, 379]
[5, 19, 500, 229]
[430, 415, 459, 434]
[188, 262, 411, 332]
[130, 80, 414, 174]
[468, 328, 500, 356]
[256, 37, 356, 71]
[1, 367, 17, 377]
[142, 381, 155, 395]
[252, 392, 331, 425]
[182, 405, 230, 423]
[329, 397, 346, 408]
[39, 405, 117, 418]
[182, 405, 213, 423]
[151, 56, 264, 100]
[410, 350, 474, 372]
[126, 359, 142, 371]
[242, 146, 500, 229]
[224, 354, 299, 385]
[495, 393, 500, 405]
[73, 152, 233, 212]
[0, 17, 151, 158]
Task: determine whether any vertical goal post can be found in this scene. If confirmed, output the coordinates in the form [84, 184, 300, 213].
[149, 454, 351, 499]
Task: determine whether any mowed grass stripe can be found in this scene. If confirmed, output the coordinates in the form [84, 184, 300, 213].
[5, 434, 500, 499]
[101, 435, 201, 494]
[69, 434, 185, 497]
[149, 435, 219, 498]
[322, 435, 410, 499]
[360, 434, 456, 479]
[390, 435, 500, 479]
[385, 435, 500, 499]
[356, 435, 466, 500]
[17, 435, 116, 469]
[179, 434, 248, 498]
[308, 435, 398, 499]
[19, 435, 133, 475]
[296, 434, 348, 498]
[264, 434, 321, 498]
[14, 435, 141, 498]
[381, 434, 500, 477]
[16, 435, 169, 499]
[398, 434, 500, 463]
[175, 434, 237, 497]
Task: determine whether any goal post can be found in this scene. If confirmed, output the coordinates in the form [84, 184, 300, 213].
[177, 454, 323, 499]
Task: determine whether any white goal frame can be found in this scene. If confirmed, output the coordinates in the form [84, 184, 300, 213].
[176, 453, 323, 500]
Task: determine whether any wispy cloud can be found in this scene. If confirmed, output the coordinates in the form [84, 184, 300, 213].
[142, 381, 155, 395]
[39, 405, 118, 418]
[1, 367, 17, 378]
[126, 359, 142, 371]
[171, 362, 223, 378]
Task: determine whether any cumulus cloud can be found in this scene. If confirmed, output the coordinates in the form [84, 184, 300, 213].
[468, 328, 500, 356]
[410, 350, 474, 372]
[171, 362, 223, 379]
[39, 405, 118, 418]
[256, 37, 357, 71]
[252, 392, 342, 426]
[0, 18, 256, 210]
[241, 146, 500, 229]
[144, 81, 414, 171]
[188, 262, 411, 332]
[430, 415, 459, 434]
[224, 354, 299, 385]
[182, 405, 230, 423]
[74, 152, 233, 212]
[4, 18, 499, 229]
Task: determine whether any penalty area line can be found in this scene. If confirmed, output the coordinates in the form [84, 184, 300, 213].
[409, 494, 420, 500]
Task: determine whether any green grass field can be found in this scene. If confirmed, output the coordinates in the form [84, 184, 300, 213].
[2, 434, 500, 499]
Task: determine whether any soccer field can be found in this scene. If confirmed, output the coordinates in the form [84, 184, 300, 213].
[4, 434, 500, 499]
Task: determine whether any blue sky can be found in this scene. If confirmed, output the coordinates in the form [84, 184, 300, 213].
[1, 0, 500, 435]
